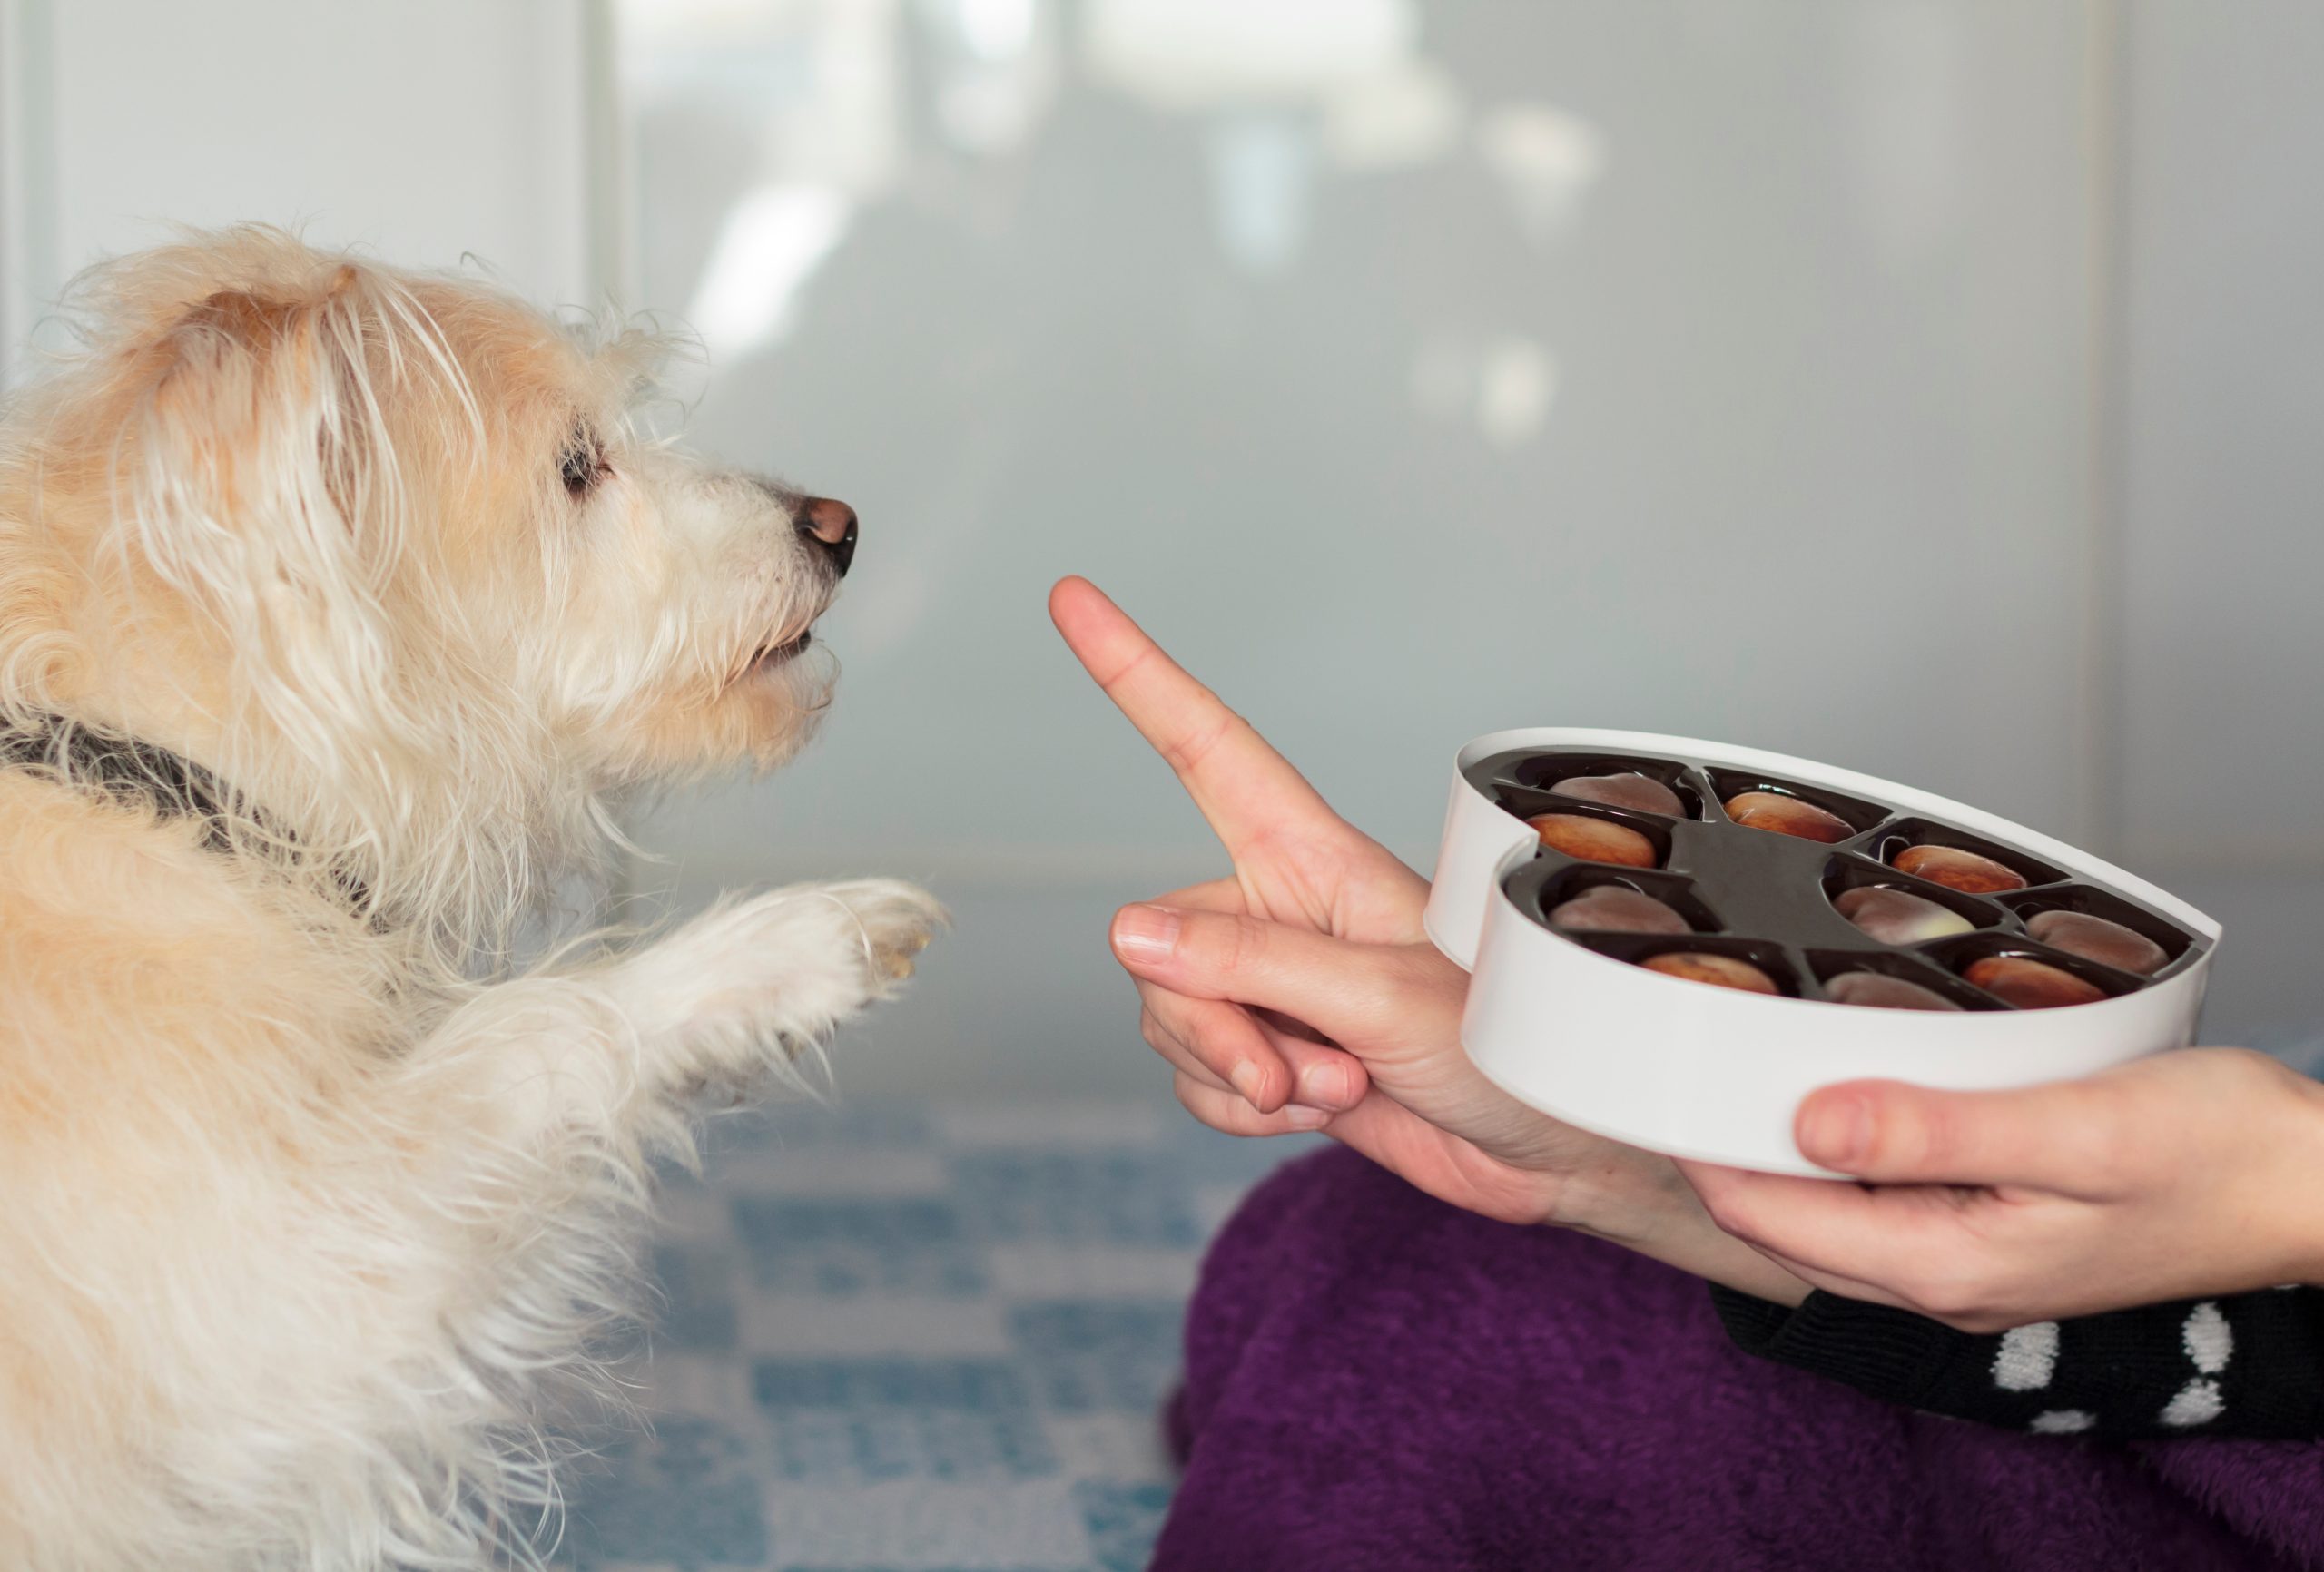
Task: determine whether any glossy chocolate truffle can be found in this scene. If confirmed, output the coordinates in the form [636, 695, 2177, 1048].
[2027, 910, 2170, 977]
[1640, 952, 1780, 995]
[1528, 813, 1658, 869]
[1551, 771, 1683, 817]
[1547, 885, 1691, 936]
[1825, 972, 1965, 1011]
[1833, 886, 1974, 946]
[1722, 791, 1852, 844]
[1965, 956, 2108, 1010]
[1892, 844, 2027, 896]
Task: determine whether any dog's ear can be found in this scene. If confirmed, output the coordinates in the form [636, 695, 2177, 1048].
[146, 271, 380, 534]
[127, 268, 419, 763]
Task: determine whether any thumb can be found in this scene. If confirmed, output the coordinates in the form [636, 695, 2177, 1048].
[1110, 903, 1421, 1046]
[1795, 1076, 2121, 1194]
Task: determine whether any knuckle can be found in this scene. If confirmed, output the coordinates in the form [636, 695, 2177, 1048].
[2218, 1046, 2293, 1100]
[2055, 1081, 2141, 1189]
[1237, 1052, 1284, 1106]
[1886, 1095, 1955, 1174]
[1699, 1185, 1758, 1241]
[1177, 1074, 1273, 1139]
[1175, 1006, 1236, 1076]
[1171, 1074, 1234, 1131]
[1208, 913, 1265, 977]
[1158, 706, 1245, 777]
[2208, 1043, 2270, 1077]
[2075, 1121, 2135, 1194]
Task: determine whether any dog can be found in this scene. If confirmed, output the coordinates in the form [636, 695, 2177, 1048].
[0, 227, 942, 1569]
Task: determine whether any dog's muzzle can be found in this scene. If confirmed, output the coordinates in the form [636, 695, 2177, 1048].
[797, 496, 857, 577]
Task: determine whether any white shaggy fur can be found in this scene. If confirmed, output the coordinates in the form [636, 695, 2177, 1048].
[0, 228, 940, 1569]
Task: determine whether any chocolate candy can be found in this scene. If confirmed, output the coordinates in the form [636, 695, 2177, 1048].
[1964, 956, 2107, 1009]
[1825, 972, 1964, 1011]
[1832, 886, 1974, 946]
[1551, 771, 1683, 816]
[2027, 910, 2169, 977]
[1496, 748, 2204, 1020]
[1640, 952, 1779, 995]
[1548, 885, 1691, 935]
[1892, 844, 2026, 895]
[1528, 813, 1657, 869]
[1722, 791, 1851, 844]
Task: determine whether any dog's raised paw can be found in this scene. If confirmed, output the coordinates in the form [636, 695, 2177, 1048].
[814, 878, 946, 988]
[611, 879, 946, 1079]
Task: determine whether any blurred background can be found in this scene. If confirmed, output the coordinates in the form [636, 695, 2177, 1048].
[9, 5, 2324, 1567]
[6, 0, 2320, 1092]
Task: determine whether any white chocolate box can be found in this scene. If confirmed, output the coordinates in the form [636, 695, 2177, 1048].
[1423, 728, 2222, 1177]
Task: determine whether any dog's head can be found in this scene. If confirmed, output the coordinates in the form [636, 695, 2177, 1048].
[1, 228, 851, 923]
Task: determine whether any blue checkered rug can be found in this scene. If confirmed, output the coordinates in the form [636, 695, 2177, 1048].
[553, 1099, 1315, 1572]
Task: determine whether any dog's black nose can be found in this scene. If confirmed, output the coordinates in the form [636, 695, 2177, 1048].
[797, 496, 857, 577]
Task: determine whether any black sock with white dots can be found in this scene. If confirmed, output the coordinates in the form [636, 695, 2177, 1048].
[1710, 1283, 2324, 1439]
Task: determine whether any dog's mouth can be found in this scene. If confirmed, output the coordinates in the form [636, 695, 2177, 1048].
[749, 627, 815, 670]
[743, 578, 842, 680]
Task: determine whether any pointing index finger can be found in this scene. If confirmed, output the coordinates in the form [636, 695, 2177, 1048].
[1049, 575, 1339, 855]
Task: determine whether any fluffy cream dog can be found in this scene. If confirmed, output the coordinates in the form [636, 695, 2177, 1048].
[0, 228, 941, 1569]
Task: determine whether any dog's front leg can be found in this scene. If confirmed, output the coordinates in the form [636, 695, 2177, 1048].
[404, 879, 942, 1159]
[604, 878, 944, 1104]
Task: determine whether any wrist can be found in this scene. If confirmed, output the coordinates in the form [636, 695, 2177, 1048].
[1551, 1149, 1811, 1306]
[1548, 1147, 1691, 1247]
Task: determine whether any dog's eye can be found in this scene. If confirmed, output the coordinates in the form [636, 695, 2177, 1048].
[559, 426, 607, 498]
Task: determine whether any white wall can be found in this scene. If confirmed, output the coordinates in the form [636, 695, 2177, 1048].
[616, 0, 2119, 1093]
[2117, 4, 2324, 875]
[5, 0, 2320, 1087]
[2107, 3, 2324, 1058]
[0, 0, 606, 372]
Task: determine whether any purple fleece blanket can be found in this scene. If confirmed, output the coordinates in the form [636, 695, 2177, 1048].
[1157, 1146, 2324, 1571]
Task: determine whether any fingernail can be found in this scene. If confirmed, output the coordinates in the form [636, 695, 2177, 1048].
[1799, 1095, 1872, 1166]
[1112, 904, 1180, 963]
[1228, 1060, 1267, 1108]
[1295, 1061, 1354, 1112]
[1284, 1106, 1332, 1129]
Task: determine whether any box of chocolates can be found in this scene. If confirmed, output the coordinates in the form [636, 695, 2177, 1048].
[1423, 728, 2221, 1176]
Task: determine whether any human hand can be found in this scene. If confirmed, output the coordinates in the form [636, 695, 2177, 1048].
[1046, 574, 1423, 1121]
[1049, 577, 1806, 1301]
[1105, 889, 1689, 1233]
[1679, 1046, 2324, 1331]
[1045, 577, 1430, 945]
